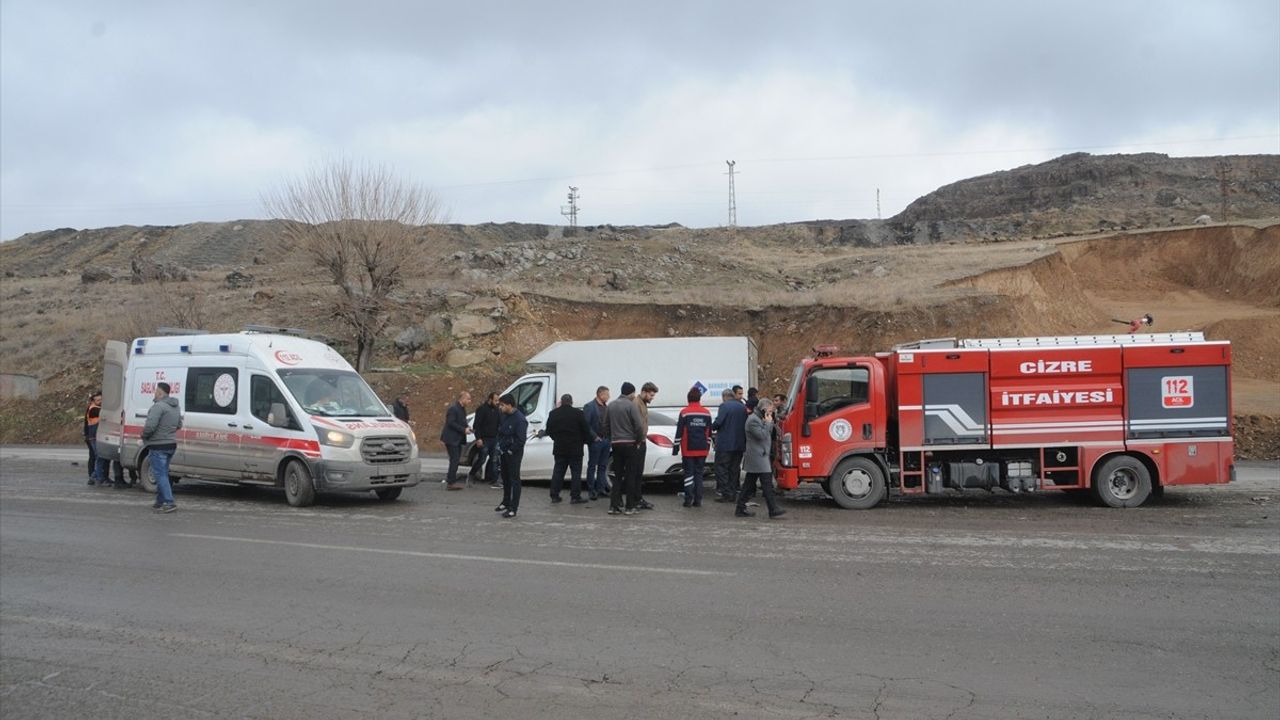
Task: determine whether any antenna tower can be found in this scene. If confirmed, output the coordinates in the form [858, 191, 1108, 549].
[560, 186, 580, 228]
[725, 160, 737, 227]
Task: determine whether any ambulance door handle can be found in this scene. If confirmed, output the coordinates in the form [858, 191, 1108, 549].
[226, 422, 239, 428]
[242, 424, 254, 430]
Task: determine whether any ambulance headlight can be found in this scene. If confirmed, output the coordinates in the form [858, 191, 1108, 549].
[318, 429, 355, 448]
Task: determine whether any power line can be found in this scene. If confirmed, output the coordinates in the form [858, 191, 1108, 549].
[559, 185, 580, 228]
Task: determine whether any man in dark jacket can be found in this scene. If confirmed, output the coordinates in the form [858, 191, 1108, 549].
[391, 393, 411, 422]
[469, 392, 501, 487]
[546, 394, 593, 504]
[712, 388, 748, 502]
[602, 382, 645, 515]
[582, 386, 611, 500]
[495, 394, 527, 519]
[439, 391, 471, 490]
[84, 391, 101, 485]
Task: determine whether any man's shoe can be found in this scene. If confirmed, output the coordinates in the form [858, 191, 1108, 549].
[151, 502, 163, 510]
[446, 483, 464, 491]
[494, 504, 508, 512]
[570, 497, 589, 505]
[161, 504, 178, 513]
[489, 482, 502, 489]
[550, 495, 563, 504]
[637, 500, 655, 511]
[714, 495, 733, 503]
[623, 507, 637, 516]
[501, 510, 517, 519]
[768, 509, 787, 519]
[691, 500, 702, 507]
[113, 482, 129, 490]
[735, 509, 755, 518]
[607, 506, 624, 515]
[588, 492, 598, 501]
[683, 499, 692, 508]
[87, 479, 96, 486]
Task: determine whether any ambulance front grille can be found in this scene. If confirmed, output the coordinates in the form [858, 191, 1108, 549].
[361, 436, 412, 464]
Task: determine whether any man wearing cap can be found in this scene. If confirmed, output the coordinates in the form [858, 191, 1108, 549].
[546, 393, 593, 505]
[601, 382, 645, 515]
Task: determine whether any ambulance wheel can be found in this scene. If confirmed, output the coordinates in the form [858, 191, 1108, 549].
[828, 456, 886, 510]
[138, 454, 158, 494]
[283, 460, 316, 507]
[1093, 455, 1151, 508]
[374, 487, 402, 502]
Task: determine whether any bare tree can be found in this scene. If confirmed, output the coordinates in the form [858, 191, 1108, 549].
[263, 160, 442, 371]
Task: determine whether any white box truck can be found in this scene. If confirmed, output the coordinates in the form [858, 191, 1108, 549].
[467, 336, 757, 480]
[96, 329, 421, 507]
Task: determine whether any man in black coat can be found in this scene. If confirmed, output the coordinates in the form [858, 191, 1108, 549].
[439, 391, 471, 490]
[468, 392, 501, 487]
[546, 393, 594, 504]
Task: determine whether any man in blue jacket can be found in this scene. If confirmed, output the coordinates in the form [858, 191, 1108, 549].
[495, 393, 527, 519]
[711, 388, 747, 503]
[582, 386, 611, 500]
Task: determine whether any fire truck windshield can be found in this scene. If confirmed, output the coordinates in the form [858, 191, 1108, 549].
[784, 364, 804, 415]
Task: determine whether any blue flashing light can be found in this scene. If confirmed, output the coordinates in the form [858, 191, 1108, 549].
[219, 344, 230, 352]
[134, 347, 143, 355]
[180, 345, 190, 353]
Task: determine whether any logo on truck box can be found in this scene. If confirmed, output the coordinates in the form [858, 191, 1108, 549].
[1161, 375, 1194, 408]
[998, 387, 1116, 407]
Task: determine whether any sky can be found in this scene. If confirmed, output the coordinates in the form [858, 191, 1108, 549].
[1, 0, 1278, 240]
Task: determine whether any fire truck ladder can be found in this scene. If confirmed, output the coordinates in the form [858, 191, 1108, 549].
[895, 332, 1206, 350]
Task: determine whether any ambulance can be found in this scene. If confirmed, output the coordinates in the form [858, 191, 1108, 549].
[95, 328, 420, 506]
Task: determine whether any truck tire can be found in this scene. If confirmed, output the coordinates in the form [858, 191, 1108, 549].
[138, 453, 158, 494]
[828, 456, 886, 510]
[374, 487, 402, 502]
[283, 459, 316, 507]
[1092, 455, 1152, 508]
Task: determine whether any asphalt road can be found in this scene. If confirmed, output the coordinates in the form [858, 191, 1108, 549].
[2, 447, 1277, 719]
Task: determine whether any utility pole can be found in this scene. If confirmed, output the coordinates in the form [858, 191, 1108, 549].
[560, 186, 580, 228]
[1216, 162, 1231, 222]
[876, 187, 881, 220]
[725, 161, 738, 227]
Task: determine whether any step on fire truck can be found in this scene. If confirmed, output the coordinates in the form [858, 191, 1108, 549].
[775, 333, 1233, 509]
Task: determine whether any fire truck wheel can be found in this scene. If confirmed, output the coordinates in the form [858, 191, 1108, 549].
[374, 487, 402, 501]
[828, 456, 886, 510]
[138, 453, 158, 494]
[283, 460, 316, 508]
[1093, 455, 1152, 508]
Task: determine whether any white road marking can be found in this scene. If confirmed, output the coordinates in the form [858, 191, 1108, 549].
[169, 532, 736, 576]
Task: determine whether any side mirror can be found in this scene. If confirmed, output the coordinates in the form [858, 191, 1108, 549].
[268, 402, 289, 428]
[804, 402, 817, 421]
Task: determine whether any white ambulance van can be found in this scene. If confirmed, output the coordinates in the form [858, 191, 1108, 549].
[95, 329, 420, 507]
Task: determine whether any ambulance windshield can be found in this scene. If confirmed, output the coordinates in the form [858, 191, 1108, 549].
[278, 369, 389, 418]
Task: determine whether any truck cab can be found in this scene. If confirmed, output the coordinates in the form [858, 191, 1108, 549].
[776, 347, 891, 506]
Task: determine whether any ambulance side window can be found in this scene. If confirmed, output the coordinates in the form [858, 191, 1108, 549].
[806, 367, 869, 418]
[185, 367, 239, 415]
[250, 375, 300, 430]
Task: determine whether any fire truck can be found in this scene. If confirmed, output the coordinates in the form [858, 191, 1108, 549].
[775, 332, 1233, 508]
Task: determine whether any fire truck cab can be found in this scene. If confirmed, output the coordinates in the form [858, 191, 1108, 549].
[776, 333, 1233, 509]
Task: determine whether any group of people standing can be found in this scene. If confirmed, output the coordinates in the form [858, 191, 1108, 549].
[432, 381, 788, 521]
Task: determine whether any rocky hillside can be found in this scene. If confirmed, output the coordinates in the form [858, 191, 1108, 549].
[2, 154, 1277, 281]
[889, 152, 1280, 243]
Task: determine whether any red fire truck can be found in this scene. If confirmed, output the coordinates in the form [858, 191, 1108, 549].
[775, 332, 1234, 508]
